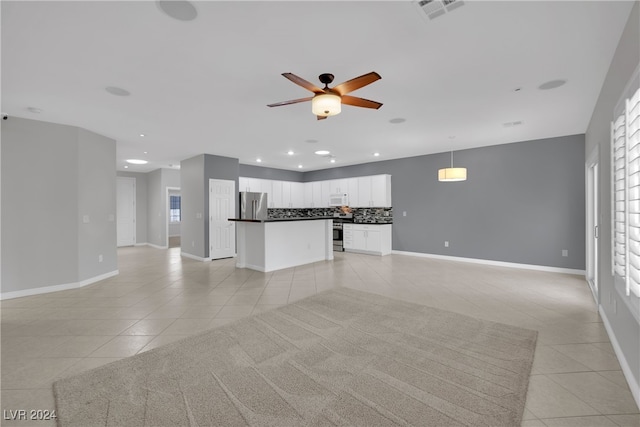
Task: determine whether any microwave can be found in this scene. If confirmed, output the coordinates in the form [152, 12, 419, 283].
[329, 193, 348, 206]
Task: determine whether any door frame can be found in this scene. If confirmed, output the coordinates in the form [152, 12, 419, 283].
[165, 186, 180, 248]
[586, 146, 599, 303]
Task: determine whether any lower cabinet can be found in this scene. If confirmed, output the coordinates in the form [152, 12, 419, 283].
[343, 224, 392, 256]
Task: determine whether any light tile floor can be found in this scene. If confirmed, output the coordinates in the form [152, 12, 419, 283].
[1, 246, 639, 426]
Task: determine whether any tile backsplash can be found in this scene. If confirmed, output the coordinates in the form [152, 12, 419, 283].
[268, 207, 392, 223]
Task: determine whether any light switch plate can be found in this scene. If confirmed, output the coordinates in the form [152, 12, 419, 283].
[82, 215, 90, 223]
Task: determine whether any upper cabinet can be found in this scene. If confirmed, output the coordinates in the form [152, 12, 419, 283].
[290, 182, 305, 208]
[353, 175, 391, 207]
[239, 174, 391, 208]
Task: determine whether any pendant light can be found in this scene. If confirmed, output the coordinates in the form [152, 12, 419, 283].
[438, 151, 467, 182]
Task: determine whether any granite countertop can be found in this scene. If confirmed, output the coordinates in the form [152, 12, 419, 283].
[229, 217, 393, 224]
[228, 217, 334, 223]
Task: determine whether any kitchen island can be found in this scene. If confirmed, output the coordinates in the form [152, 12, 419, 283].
[229, 217, 334, 272]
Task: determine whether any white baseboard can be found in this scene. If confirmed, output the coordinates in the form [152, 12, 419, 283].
[181, 252, 210, 262]
[391, 250, 586, 276]
[147, 243, 168, 250]
[599, 305, 640, 409]
[0, 270, 119, 300]
[134, 242, 147, 247]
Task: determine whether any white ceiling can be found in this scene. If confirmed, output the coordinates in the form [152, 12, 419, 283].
[1, 1, 634, 172]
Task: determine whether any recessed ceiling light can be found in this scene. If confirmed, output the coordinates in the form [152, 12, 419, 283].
[373, 152, 380, 157]
[389, 118, 406, 124]
[538, 79, 567, 90]
[314, 150, 330, 155]
[256, 158, 262, 163]
[157, 1, 198, 21]
[140, 133, 145, 137]
[26, 107, 42, 114]
[330, 159, 336, 163]
[126, 159, 148, 165]
[287, 150, 294, 155]
[305, 139, 318, 143]
[143, 151, 148, 154]
[124, 165, 129, 169]
[105, 86, 130, 97]
[298, 164, 303, 169]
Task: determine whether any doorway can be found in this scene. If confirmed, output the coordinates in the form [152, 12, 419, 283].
[209, 179, 236, 260]
[166, 187, 181, 248]
[586, 148, 599, 302]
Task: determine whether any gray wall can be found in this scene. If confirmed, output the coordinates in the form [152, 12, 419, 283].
[180, 155, 205, 258]
[147, 169, 163, 246]
[239, 164, 304, 182]
[305, 135, 586, 270]
[585, 2, 639, 391]
[116, 171, 148, 243]
[77, 128, 117, 281]
[1, 117, 116, 294]
[146, 168, 180, 247]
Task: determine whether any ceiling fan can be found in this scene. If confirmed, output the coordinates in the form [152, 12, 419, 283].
[267, 72, 382, 120]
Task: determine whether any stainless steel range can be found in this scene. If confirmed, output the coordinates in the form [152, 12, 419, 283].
[332, 213, 353, 252]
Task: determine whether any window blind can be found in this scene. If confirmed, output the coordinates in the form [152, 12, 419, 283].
[626, 87, 640, 297]
[612, 113, 626, 277]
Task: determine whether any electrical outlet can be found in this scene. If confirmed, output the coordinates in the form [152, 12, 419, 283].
[192, 241, 195, 247]
[98, 254, 103, 263]
[562, 249, 568, 257]
[444, 241, 449, 247]
[403, 211, 407, 217]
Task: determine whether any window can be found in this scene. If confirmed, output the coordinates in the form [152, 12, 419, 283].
[169, 195, 181, 223]
[611, 86, 640, 297]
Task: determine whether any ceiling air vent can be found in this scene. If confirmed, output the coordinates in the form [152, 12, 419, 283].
[503, 121, 523, 128]
[415, 0, 465, 20]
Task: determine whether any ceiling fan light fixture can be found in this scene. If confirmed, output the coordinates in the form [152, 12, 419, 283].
[311, 93, 341, 117]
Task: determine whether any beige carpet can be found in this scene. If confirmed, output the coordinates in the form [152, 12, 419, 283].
[53, 288, 537, 426]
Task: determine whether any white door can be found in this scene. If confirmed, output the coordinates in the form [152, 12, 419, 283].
[117, 177, 136, 247]
[209, 179, 236, 260]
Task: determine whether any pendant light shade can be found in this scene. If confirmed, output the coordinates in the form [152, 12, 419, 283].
[438, 151, 467, 182]
[311, 93, 341, 117]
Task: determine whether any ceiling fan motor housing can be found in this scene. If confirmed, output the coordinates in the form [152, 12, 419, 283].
[319, 73, 335, 86]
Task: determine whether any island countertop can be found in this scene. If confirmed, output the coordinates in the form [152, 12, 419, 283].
[229, 217, 393, 224]
[228, 217, 333, 223]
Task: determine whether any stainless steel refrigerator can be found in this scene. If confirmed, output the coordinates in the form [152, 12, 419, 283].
[239, 192, 268, 220]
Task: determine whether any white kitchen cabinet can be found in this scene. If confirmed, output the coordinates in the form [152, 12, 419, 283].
[353, 175, 391, 207]
[312, 181, 325, 207]
[239, 177, 266, 193]
[290, 182, 305, 208]
[270, 180, 283, 208]
[321, 180, 332, 205]
[343, 224, 391, 255]
[347, 178, 359, 206]
[327, 179, 348, 194]
[304, 183, 314, 207]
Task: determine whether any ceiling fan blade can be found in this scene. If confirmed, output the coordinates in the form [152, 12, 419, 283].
[332, 72, 381, 95]
[267, 97, 313, 107]
[317, 115, 328, 121]
[282, 73, 323, 93]
[341, 95, 383, 110]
